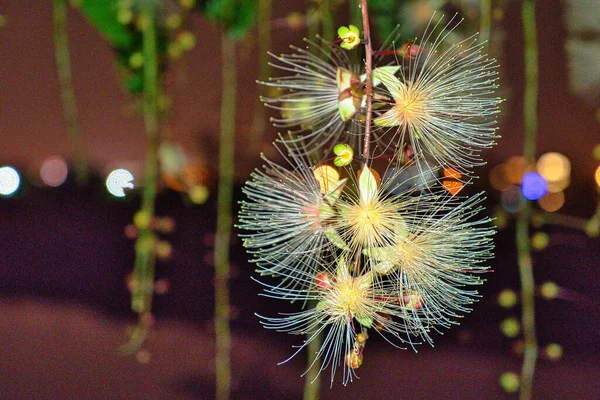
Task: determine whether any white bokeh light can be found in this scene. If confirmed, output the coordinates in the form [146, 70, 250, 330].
[40, 156, 68, 187]
[0, 166, 21, 196]
[106, 168, 135, 197]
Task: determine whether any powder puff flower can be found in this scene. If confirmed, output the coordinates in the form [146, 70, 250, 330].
[260, 36, 400, 157]
[372, 14, 502, 177]
[362, 193, 495, 344]
[238, 142, 347, 296]
[259, 257, 414, 385]
[259, 38, 365, 155]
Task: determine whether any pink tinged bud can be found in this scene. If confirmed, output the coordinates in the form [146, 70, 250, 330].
[345, 349, 363, 369]
[401, 293, 424, 310]
[400, 42, 422, 59]
[315, 271, 334, 289]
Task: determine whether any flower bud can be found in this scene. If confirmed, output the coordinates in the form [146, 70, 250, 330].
[315, 271, 334, 290]
[345, 350, 363, 369]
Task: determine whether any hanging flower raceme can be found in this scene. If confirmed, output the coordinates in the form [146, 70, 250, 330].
[242, 9, 502, 387]
[372, 14, 503, 178]
[244, 150, 495, 383]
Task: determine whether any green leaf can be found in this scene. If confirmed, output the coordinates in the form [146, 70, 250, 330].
[318, 202, 336, 221]
[356, 315, 373, 328]
[358, 165, 377, 203]
[362, 66, 400, 87]
[363, 246, 396, 262]
[337, 96, 358, 122]
[323, 178, 347, 206]
[75, 0, 134, 48]
[325, 227, 349, 251]
[336, 256, 350, 280]
[204, 0, 257, 40]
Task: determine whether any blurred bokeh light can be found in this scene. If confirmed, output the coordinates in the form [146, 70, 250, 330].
[537, 152, 570, 181]
[0, 166, 21, 196]
[106, 169, 135, 197]
[521, 172, 548, 200]
[501, 185, 526, 213]
[538, 190, 566, 212]
[40, 156, 68, 187]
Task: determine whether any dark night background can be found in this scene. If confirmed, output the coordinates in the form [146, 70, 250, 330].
[1, 1, 599, 399]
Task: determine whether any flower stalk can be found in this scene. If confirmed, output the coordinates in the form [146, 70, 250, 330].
[214, 33, 236, 400]
[52, 0, 88, 183]
[360, 0, 373, 160]
[131, 7, 160, 325]
[480, 0, 492, 47]
[249, 0, 271, 154]
[518, 1, 539, 399]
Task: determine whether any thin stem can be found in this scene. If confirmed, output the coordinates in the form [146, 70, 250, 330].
[350, 0, 362, 28]
[214, 34, 236, 400]
[130, 9, 160, 335]
[303, 307, 322, 400]
[522, 0, 538, 164]
[518, 1, 538, 399]
[360, 0, 373, 160]
[321, 0, 334, 44]
[249, 0, 272, 154]
[479, 0, 492, 47]
[307, 1, 320, 41]
[52, 0, 88, 183]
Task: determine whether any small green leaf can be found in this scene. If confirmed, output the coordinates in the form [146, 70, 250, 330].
[318, 202, 336, 221]
[323, 178, 347, 206]
[338, 96, 358, 122]
[325, 227, 349, 251]
[362, 66, 400, 87]
[356, 315, 373, 328]
[358, 165, 377, 203]
[75, 0, 135, 48]
[336, 67, 356, 91]
[204, 0, 257, 40]
[336, 256, 350, 280]
[373, 109, 401, 127]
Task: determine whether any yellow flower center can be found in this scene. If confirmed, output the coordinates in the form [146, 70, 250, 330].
[395, 86, 426, 124]
[345, 33, 359, 45]
[344, 200, 391, 245]
[334, 277, 367, 315]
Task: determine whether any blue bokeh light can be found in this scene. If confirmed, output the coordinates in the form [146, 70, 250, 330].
[521, 172, 548, 200]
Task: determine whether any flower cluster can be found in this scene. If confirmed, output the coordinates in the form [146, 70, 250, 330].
[239, 13, 500, 385]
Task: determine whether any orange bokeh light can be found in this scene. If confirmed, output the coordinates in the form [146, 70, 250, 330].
[538, 191, 565, 212]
